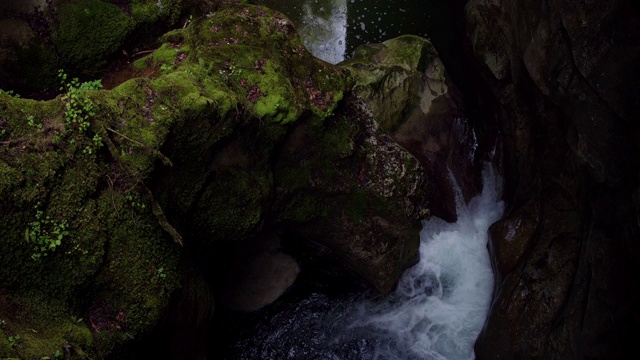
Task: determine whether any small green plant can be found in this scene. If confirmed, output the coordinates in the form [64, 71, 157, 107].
[157, 267, 167, 279]
[58, 70, 102, 134]
[125, 193, 146, 209]
[229, 64, 242, 76]
[82, 133, 104, 155]
[7, 334, 20, 348]
[93, 133, 103, 148]
[160, 63, 171, 72]
[26, 203, 69, 260]
[52, 349, 63, 359]
[26, 114, 43, 130]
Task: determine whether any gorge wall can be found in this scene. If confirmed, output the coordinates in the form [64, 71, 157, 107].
[460, 0, 640, 358]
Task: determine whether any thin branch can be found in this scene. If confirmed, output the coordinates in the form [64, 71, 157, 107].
[130, 49, 157, 58]
[106, 127, 173, 167]
[106, 127, 146, 147]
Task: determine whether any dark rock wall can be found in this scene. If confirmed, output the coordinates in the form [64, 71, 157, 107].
[461, 0, 640, 358]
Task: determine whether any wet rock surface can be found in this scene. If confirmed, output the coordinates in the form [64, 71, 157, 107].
[464, 0, 640, 358]
[341, 35, 480, 222]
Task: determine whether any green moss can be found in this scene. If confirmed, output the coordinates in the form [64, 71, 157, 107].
[0, 329, 16, 358]
[192, 168, 271, 242]
[131, 0, 162, 24]
[381, 35, 439, 72]
[132, 43, 183, 70]
[0, 159, 24, 197]
[131, 0, 183, 26]
[53, 0, 135, 70]
[0, 2, 359, 357]
[342, 187, 369, 224]
[277, 192, 327, 223]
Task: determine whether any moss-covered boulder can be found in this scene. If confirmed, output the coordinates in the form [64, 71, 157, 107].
[271, 94, 429, 293]
[52, 0, 136, 71]
[0, 3, 428, 358]
[341, 35, 479, 223]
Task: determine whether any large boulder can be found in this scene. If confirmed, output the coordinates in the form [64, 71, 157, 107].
[0, 3, 428, 358]
[464, 0, 640, 358]
[341, 35, 479, 222]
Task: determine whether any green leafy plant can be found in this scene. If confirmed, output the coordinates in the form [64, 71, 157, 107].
[125, 193, 146, 209]
[157, 267, 167, 279]
[58, 69, 102, 134]
[229, 64, 243, 76]
[25, 203, 69, 260]
[5, 90, 20, 98]
[26, 114, 43, 130]
[7, 334, 20, 348]
[82, 133, 104, 155]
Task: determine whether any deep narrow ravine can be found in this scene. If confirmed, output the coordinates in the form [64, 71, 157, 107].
[203, 2, 504, 359]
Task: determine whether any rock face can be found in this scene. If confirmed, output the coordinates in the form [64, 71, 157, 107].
[0, 3, 428, 358]
[341, 35, 480, 222]
[464, 0, 640, 358]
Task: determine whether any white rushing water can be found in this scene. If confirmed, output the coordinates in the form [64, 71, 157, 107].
[334, 164, 505, 359]
[231, 164, 505, 359]
[298, 0, 347, 64]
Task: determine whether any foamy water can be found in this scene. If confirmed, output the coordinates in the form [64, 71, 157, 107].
[298, 0, 348, 64]
[229, 165, 504, 359]
[339, 164, 504, 359]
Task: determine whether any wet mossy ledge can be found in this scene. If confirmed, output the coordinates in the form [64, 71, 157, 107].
[0, 3, 428, 358]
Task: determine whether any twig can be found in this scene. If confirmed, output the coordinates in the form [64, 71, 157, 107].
[130, 49, 157, 58]
[107, 127, 146, 148]
[140, 185, 184, 246]
[0, 137, 26, 146]
[101, 132, 183, 246]
[106, 127, 173, 166]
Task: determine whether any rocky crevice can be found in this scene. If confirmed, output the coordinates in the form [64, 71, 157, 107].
[462, 0, 640, 358]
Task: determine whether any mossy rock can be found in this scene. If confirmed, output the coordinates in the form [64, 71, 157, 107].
[0, 3, 347, 356]
[130, 0, 184, 26]
[53, 0, 136, 71]
[0, 2, 429, 357]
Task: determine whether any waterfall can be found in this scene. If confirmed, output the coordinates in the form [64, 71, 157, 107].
[225, 164, 505, 359]
[258, 0, 434, 65]
[298, 0, 348, 64]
